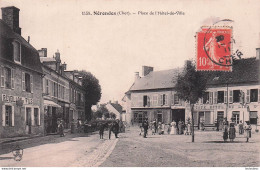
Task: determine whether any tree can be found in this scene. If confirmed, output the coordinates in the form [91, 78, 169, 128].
[109, 112, 117, 120]
[79, 70, 102, 121]
[174, 60, 208, 142]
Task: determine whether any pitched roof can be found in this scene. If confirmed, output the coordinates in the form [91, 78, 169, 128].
[0, 20, 43, 73]
[129, 68, 181, 91]
[110, 103, 123, 114]
[128, 58, 259, 91]
[203, 57, 259, 86]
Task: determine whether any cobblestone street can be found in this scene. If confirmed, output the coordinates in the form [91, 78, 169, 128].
[101, 127, 260, 167]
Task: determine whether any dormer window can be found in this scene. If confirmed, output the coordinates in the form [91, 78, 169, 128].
[13, 41, 21, 64]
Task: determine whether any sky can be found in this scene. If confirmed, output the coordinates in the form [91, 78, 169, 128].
[1, 0, 260, 104]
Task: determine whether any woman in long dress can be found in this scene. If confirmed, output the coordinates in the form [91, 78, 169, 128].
[170, 121, 177, 135]
[158, 122, 162, 135]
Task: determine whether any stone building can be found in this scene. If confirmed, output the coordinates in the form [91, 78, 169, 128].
[124, 54, 260, 131]
[39, 49, 85, 132]
[0, 6, 44, 137]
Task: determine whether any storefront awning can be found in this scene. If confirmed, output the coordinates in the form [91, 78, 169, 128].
[43, 100, 61, 108]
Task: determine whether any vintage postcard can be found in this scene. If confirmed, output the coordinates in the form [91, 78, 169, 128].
[0, 0, 259, 168]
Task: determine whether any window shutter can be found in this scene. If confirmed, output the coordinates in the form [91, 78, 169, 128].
[160, 94, 163, 105]
[2, 106, 5, 126]
[224, 91, 227, 103]
[229, 90, 233, 103]
[1, 67, 5, 87]
[214, 92, 218, 104]
[11, 69, 14, 89]
[258, 89, 260, 103]
[31, 108, 35, 126]
[246, 90, 250, 103]
[22, 72, 25, 91]
[209, 92, 213, 104]
[42, 78, 45, 93]
[171, 94, 174, 105]
[147, 96, 150, 107]
[30, 75, 33, 93]
[165, 95, 168, 105]
[11, 106, 14, 126]
[38, 109, 41, 126]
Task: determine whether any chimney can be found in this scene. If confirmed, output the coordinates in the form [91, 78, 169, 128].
[257, 48, 260, 60]
[142, 66, 153, 76]
[27, 36, 30, 43]
[38, 48, 47, 57]
[1, 6, 21, 35]
[62, 62, 67, 70]
[55, 50, 61, 62]
[135, 72, 140, 81]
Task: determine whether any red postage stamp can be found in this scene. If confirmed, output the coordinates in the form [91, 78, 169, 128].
[196, 27, 232, 71]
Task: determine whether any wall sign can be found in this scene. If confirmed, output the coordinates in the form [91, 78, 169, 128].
[2, 94, 33, 105]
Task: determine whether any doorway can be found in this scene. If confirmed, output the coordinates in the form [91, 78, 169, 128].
[172, 109, 185, 123]
[26, 108, 32, 134]
[217, 111, 224, 130]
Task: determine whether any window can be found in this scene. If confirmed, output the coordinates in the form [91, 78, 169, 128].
[23, 73, 33, 92]
[46, 79, 49, 94]
[34, 108, 40, 126]
[250, 89, 258, 102]
[249, 111, 257, 125]
[232, 111, 240, 124]
[143, 95, 148, 107]
[5, 105, 13, 126]
[138, 113, 143, 123]
[217, 91, 224, 103]
[174, 94, 179, 104]
[153, 95, 158, 106]
[1, 67, 4, 87]
[4, 67, 12, 89]
[203, 92, 209, 104]
[13, 41, 21, 64]
[233, 90, 240, 103]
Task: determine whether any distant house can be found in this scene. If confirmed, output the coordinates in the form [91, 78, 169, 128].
[105, 101, 123, 120]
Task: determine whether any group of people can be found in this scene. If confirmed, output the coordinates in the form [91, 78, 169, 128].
[223, 120, 252, 142]
[140, 118, 193, 138]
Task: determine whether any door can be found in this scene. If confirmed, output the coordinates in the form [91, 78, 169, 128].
[217, 111, 224, 130]
[172, 109, 185, 123]
[157, 113, 162, 123]
[26, 108, 32, 134]
[198, 112, 204, 129]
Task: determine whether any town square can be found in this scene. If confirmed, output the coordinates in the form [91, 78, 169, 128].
[0, 0, 260, 168]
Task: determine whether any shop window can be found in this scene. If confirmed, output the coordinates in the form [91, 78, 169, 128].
[217, 91, 224, 103]
[13, 41, 21, 64]
[5, 105, 13, 126]
[250, 89, 258, 102]
[232, 111, 240, 124]
[203, 92, 209, 104]
[134, 113, 138, 122]
[138, 113, 143, 123]
[204, 111, 212, 124]
[233, 90, 240, 103]
[250, 111, 258, 125]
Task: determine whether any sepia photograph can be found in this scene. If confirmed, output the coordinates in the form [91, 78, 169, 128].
[0, 0, 259, 168]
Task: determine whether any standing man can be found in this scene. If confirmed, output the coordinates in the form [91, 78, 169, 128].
[142, 118, 149, 138]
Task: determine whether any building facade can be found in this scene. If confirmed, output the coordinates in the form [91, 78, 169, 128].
[125, 55, 260, 131]
[0, 7, 44, 137]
